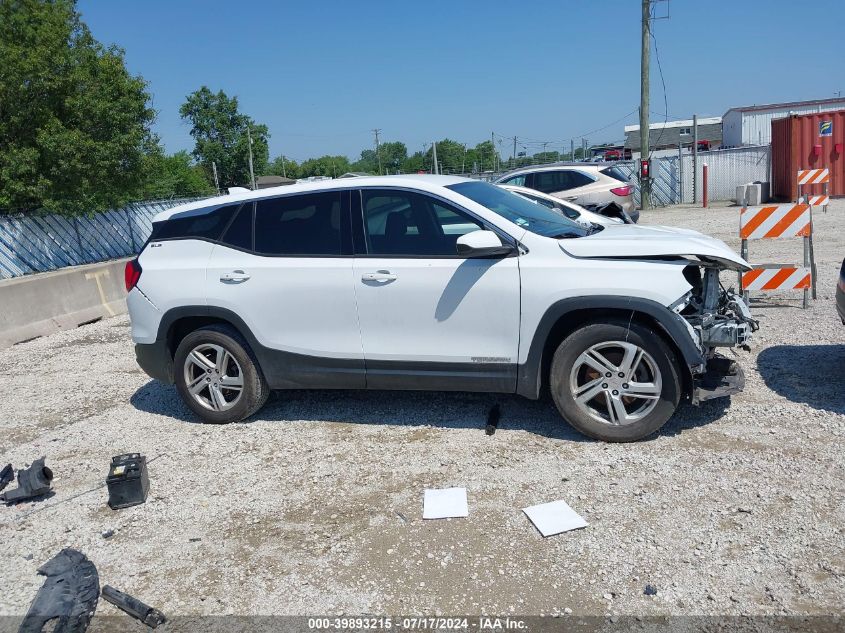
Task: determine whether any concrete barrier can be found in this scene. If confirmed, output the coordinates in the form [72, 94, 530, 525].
[0, 258, 130, 349]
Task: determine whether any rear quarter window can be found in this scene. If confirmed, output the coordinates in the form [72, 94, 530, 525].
[600, 166, 630, 183]
[149, 204, 239, 242]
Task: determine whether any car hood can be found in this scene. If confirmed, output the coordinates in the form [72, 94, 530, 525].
[558, 224, 751, 271]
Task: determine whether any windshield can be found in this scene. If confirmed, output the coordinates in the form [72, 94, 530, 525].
[447, 181, 589, 238]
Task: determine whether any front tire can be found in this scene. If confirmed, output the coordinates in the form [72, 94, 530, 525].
[173, 325, 269, 424]
[549, 320, 681, 442]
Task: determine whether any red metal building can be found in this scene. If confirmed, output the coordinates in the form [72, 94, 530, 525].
[771, 110, 845, 201]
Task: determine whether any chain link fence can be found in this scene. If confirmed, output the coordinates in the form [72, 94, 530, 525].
[0, 198, 202, 279]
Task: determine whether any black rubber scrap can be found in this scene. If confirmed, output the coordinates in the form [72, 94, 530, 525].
[0, 463, 12, 492]
[485, 404, 501, 436]
[1, 456, 53, 504]
[19, 549, 100, 633]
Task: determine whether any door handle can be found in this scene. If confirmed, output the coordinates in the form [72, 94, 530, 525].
[361, 271, 397, 282]
[220, 270, 250, 283]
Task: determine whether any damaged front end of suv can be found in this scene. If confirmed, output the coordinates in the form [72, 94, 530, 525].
[674, 262, 759, 404]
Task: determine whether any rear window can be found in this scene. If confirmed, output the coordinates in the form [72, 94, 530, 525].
[254, 192, 343, 256]
[600, 166, 630, 184]
[149, 204, 239, 242]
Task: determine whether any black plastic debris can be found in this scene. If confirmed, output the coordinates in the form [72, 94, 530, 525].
[1, 457, 53, 505]
[102, 585, 166, 629]
[0, 463, 13, 492]
[485, 404, 501, 436]
[644, 584, 658, 596]
[19, 549, 99, 633]
[106, 453, 149, 509]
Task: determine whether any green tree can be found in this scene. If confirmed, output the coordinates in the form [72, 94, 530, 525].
[179, 86, 269, 188]
[0, 0, 155, 214]
[401, 151, 428, 174]
[298, 155, 350, 178]
[141, 149, 213, 199]
[264, 155, 299, 180]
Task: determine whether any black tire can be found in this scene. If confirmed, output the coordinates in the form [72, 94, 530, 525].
[549, 320, 681, 442]
[173, 324, 269, 423]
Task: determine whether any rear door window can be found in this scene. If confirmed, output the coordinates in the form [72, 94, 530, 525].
[219, 203, 254, 251]
[254, 192, 343, 256]
[566, 170, 596, 189]
[532, 170, 570, 193]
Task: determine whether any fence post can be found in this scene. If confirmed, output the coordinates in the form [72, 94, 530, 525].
[677, 144, 683, 204]
[702, 163, 709, 208]
[71, 216, 84, 260]
[125, 205, 137, 252]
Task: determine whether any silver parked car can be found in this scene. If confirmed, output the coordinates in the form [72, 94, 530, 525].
[494, 163, 637, 222]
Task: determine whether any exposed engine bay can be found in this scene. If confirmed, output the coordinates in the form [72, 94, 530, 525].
[679, 265, 759, 349]
[676, 264, 760, 404]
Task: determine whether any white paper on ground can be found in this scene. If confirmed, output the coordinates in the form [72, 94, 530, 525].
[523, 499, 588, 536]
[423, 487, 468, 519]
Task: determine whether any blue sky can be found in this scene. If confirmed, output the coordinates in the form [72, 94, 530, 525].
[78, 0, 845, 162]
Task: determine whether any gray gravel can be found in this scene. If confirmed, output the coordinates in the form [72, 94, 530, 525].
[1, 202, 843, 618]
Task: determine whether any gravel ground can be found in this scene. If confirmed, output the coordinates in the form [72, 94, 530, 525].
[1, 201, 843, 622]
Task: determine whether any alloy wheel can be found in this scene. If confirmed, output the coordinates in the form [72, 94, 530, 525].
[182, 343, 244, 412]
[568, 340, 662, 426]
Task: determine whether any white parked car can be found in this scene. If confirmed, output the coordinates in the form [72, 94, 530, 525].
[127, 176, 756, 442]
[494, 163, 638, 221]
[498, 184, 626, 226]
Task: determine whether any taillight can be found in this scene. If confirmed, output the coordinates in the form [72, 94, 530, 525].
[610, 185, 633, 197]
[124, 258, 142, 292]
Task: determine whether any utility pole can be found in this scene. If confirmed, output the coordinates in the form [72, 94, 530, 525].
[372, 128, 383, 175]
[639, 0, 652, 209]
[491, 132, 496, 172]
[512, 136, 518, 166]
[693, 114, 699, 204]
[431, 141, 439, 175]
[570, 139, 574, 162]
[246, 125, 256, 190]
[542, 142, 548, 163]
[281, 155, 286, 178]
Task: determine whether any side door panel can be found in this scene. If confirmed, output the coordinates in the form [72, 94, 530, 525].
[351, 189, 521, 392]
[205, 193, 365, 389]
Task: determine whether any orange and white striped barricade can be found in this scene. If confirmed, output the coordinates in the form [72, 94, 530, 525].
[739, 202, 814, 308]
[797, 168, 828, 298]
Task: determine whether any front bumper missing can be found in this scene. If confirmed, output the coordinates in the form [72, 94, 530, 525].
[691, 354, 745, 405]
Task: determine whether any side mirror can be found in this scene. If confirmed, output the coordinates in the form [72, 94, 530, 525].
[456, 230, 515, 258]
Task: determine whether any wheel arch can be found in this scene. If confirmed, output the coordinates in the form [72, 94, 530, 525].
[157, 306, 262, 366]
[516, 297, 704, 400]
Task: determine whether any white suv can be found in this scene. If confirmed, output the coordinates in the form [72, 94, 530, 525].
[494, 164, 637, 220]
[127, 176, 756, 442]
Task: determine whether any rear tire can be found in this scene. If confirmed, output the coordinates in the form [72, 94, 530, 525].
[173, 325, 269, 424]
[549, 320, 681, 442]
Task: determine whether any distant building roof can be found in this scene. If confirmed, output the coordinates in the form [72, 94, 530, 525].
[624, 117, 722, 150]
[723, 97, 845, 115]
[623, 117, 721, 133]
[255, 175, 296, 189]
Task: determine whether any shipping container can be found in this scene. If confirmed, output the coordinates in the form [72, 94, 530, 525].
[771, 110, 845, 201]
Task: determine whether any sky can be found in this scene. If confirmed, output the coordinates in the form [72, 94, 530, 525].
[77, 0, 845, 163]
